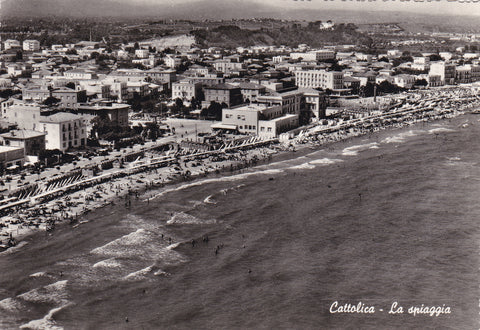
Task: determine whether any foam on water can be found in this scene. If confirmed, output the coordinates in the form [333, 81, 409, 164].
[429, 127, 455, 134]
[342, 142, 379, 156]
[17, 280, 68, 305]
[381, 130, 419, 144]
[20, 303, 71, 330]
[89, 229, 187, 268]
[203, 195, 216, 204]
[149, 169, 284, 200]
[30, 272, 48, 278]
[0, 241, 29, 255]
[167, 212, 216, 225]
[0, 297, 25, 312]
[123, 265, 154, 281]
[154, 269, 169, 276]
[93, 258, 123, 269]
[309, 158, 344, 165]
[90, 229, 148, 256]
[289, 163, 316, 170]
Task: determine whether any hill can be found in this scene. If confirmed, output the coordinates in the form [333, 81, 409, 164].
[191, 24, 373, 49]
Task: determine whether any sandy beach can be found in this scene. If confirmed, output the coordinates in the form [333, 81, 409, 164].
[0, 86, 479, 251]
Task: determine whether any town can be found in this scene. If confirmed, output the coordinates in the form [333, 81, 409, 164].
[0, 17, 480, 248]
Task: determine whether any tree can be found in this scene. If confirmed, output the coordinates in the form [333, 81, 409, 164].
[429, 54, 442, 62]
[359, 82, 376, 98]
[65, 48, 77, 55]
[65, 82, 76, 90]
[202, 101, 223, 120]
[414, 79, 428, 87]
[42, 96, 61, 106]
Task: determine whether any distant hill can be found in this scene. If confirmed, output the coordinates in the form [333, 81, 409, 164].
[2, 0, 479, 33]
[191, 24, 373, 49]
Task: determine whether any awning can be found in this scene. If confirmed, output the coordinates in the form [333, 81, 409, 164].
[211, 123, 238, 130]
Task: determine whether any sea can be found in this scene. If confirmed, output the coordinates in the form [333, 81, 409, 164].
[0, 114, 479, 329]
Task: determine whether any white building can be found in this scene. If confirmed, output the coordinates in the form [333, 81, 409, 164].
[40, 113, 87, 151]
[23, 40, 40, 52]
[295, 70, 344, 90]
[3, 39, 21, 50]
[429, 62, 456, 85]
[290, 50, 335, 62]
[135, 49, 150, 59]
[213, 104, 299, 138]
[165, 55, 182, 68]
[171, 80, 202, 102]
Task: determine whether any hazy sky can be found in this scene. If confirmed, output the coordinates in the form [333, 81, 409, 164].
[137, 0, 480, 16]
[1, 0, 479, 18]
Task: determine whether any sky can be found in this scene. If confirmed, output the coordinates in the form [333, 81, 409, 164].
[1, 0, 479, 18]
[135, 0, 480, 16]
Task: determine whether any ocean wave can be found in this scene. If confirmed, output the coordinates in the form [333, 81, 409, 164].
[429, 127, 455, 134]
[0, 241, 29, 255]
[309, 158, 344, 165]
[382, 130, 418, 144]
[17, 280, 68, 305]
[20, 303, 71, 330]
[342, 142, 379, 156]
[93, 258, 123, 269]
[149, 169, 283, 200]
[123, 265, 154, 281]
[90, 229, 149, 257]
[0, 297, 25, 312]
[289, 163, 316, 170]
[90, 229, 186, 266]
[29, 272, 48, 278]
[167, 212, 216, 225]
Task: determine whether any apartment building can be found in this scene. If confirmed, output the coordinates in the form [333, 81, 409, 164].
[295, 70, 344, 90]
[23, 40, 40, 52]
[40, 113, 87, 151]
[172, 80, 202, 102]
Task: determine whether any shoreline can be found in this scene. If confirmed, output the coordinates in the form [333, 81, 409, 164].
[1, 87, 479, 251]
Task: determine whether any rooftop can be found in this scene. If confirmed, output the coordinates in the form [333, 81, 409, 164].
[0, 129, 46, 140]
[40, 112, 84, 123]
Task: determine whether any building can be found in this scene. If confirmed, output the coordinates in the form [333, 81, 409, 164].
[455, 66, 472, 84]
[295, 70, 344, 90]
[64, 69, 97, 80]
[212, 59, 245, 73]
[0, 130, 46, 156]
[429, 62, 456, 85]
[299, 88, 328, 120]
[77, 102, 130, 128]
[40, 113, 87, 151]
[203, 83, 243, 107]
[234, 82, 267, 102]
[22, 87, 86, 109]
[427, 75, 442, 87]
[256, 90, 304, 115]
[135, 49, 149, 59]
[3, 39, 21, 50]
[342, 76, 361, 94]
[214, 103, 299, 138]
[0, 146, 25, 168]
[172, 81, 202, 102]
[412, 56, 430, 71]
[23, 40, 40, 52]
[0, 98, 15, 118]
[5, 104, 44, 131]
[393, 74, 416, 89]
[165, 55, 182, 68]
[52, 88, 87, 109]
[290, 50, 335, 62]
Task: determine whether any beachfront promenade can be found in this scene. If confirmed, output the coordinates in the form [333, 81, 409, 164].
[0, 86, 479, 249]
